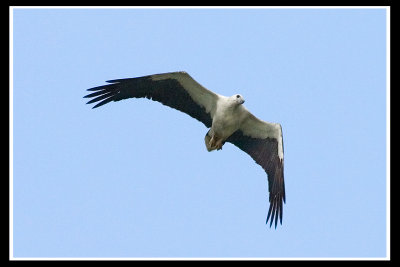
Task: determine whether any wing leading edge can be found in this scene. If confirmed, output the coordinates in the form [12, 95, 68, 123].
[84, 71, 219, 128]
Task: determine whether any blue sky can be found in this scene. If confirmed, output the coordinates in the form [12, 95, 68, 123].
[11, 7, 389, 259]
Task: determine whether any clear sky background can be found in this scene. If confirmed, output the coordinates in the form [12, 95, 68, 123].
[11, 7, 388, 259]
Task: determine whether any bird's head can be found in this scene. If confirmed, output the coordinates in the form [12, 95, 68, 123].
[231, 94, 245, 105]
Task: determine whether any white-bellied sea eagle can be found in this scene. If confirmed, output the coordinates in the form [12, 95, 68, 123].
[84, 71, 285, 228]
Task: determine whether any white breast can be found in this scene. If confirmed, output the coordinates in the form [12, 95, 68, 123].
[211, 97, 243, 139]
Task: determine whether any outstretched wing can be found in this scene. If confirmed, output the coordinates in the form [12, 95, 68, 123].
[84, 71, 220, 128]
[226, 111, 285, 228]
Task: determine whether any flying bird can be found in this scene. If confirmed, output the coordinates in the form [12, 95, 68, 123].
[84, 71, 285, 228]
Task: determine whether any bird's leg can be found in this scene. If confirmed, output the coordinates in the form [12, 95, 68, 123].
[215, 139, 224, 150]
[205, 129, 224, 151]
[210, 135, 223, 151]
[209, 136, 217, 149]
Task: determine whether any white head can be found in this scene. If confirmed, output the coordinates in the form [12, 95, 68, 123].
[230, 94, 245, 105]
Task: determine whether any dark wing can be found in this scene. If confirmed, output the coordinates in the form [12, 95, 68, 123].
[226, 111, 285, 228]
[84, 71, 220, 128]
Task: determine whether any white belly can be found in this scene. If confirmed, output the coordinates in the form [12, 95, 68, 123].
[211, 105, 242, 140]
[204, 97, 247, 152]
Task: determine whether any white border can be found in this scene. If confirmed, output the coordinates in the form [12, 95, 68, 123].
[9, 5, 14, 261]
[9, 6, 390, 261]
[385, 5, 390, 261]
[9, 6, 390, 9]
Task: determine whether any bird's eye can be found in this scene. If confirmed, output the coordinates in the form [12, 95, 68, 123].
[236, 95, 240, 98]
